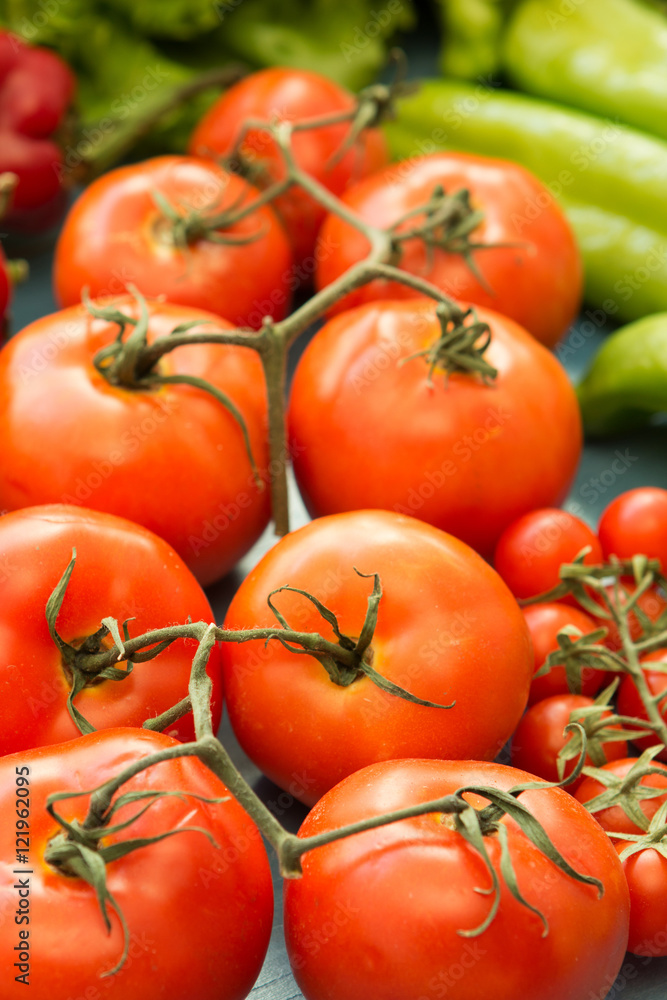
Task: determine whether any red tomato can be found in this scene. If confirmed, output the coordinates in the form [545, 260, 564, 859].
[574, 757, 667, 837]
[615, 840, 667, 957]
[0, 297, 270, 585]
[511, 693, 628, 788]
[188, 67, 388, 266]
[598, 487, 667, 570]
[594, 582, 667, 653]
[315, 152, 582, 348]
[617, 649, 667, 759]
[0, 505, 222, 754]
[0, 728, 273, 998]
[494, 508, 603, 600]
[287, 299, 581, 560]
[284, 758, 629, 1000]
[53, 155, 293, 329]
[522, 602, 606, 705]
[221, 510, 533, 806]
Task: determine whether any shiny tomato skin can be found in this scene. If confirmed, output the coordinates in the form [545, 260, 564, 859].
[0, 298, 270, 585]
[511, 693, 628, 788]
[222, 510, 533, 806]
[287, 299, 581, 560]
[0, 505, 222, 754]
[494, 508, 603, 600]
[574, 757, 667, 837]
[284, 758, 629, 1000]
[53, 155, 292, 329]
[614, 841, 667, 957]
[598, 487, 667, 570]
[522, 602, 606, 706]
[315, 152, 582, 348]
[0, 728, 273, 999]
[617, 649, 667, 759]
[188, 67, 387, 266]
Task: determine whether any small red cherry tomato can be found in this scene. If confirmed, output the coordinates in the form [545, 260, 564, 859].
[598, 487, 667, 570]
[494, 508, 603, 600]
[522, 602, 606, 705]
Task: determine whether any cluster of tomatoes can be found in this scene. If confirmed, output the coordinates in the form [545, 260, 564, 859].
[0, 55, 666, 1000]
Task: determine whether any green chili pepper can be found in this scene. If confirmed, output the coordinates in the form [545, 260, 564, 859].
[385, 79, 667, 322]
[577, 314, 667, 436]
[504, 0, 667, 142]
[434, 0, 512, 80]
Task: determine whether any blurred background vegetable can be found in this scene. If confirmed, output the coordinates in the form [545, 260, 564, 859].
[385, 80, 667, 324]
[577, 315, 667, 437]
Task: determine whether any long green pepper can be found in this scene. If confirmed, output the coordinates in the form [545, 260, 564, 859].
[385, 80, 667, 322]
[504, 0, 667, 142]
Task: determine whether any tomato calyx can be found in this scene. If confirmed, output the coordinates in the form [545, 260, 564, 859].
[401, 301, 498, 384]
[556, 682, 656, 779]
[265, 568, 453, 707]
[535, 622, 614, 693]
[614, 799, 667, 862]
[43, 759, 226, 976]
[581, 747, 667, 833]
[82, 288, 263, 487]
[150, 183, 269, 251]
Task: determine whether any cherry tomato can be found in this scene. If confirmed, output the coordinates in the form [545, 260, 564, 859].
[284, 758, 629, 1000]
[494, 508, 603, 600]
[522, 602, 606, 706]
[614, 840, 667, 957]
[0, 728, 273, 998]
[574, 757, 667, 837]
[53, 155, 293, 329]
[0, 505, 223, 754]
[222, 510, 533, 806]
[287, 299, 581, 560]
[598, 487, 667, 570]
[511, 693, 628, 788]
[0, 297, 270, 585]
[189, 67, 388, 266]
[593, 582, 667, 653]
[315, 152, 582, 348]
[617, 649, 667, 759]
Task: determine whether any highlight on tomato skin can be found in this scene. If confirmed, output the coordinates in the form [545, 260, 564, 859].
[287, 299, 582, 561]
[221, 509, 534, 806]
[0, 297, 271, 586]
[0, 728, 274, 1000]
[0, 504, 223, 755]
[283, 758, 630, 1000]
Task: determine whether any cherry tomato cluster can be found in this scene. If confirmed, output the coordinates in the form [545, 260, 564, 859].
[0, 57, 665, 1000]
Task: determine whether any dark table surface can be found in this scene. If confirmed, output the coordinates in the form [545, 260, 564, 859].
[6, 23, 667, 993]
